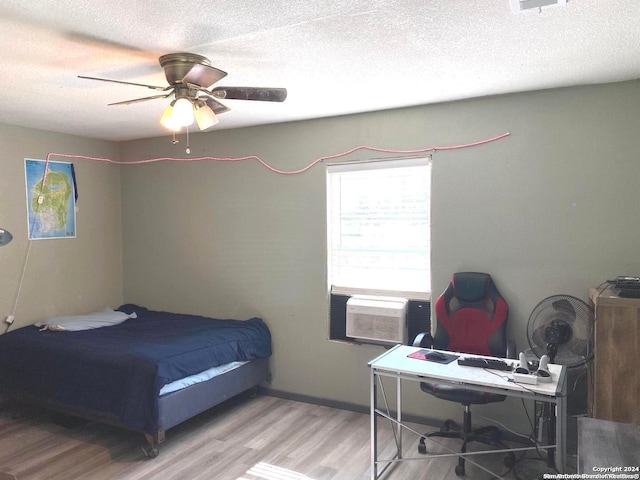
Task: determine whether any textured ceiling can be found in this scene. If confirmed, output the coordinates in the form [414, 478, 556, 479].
[0, 0, 639, 141]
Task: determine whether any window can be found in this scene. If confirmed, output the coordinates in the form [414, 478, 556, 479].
[327, 157, 431, 298]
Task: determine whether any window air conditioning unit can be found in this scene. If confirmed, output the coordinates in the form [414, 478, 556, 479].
[346, 296, 408, 345]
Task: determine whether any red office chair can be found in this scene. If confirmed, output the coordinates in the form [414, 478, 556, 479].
[413, 272, 515, 476]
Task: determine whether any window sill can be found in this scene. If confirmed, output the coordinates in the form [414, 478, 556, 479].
[330, 286, 431, 301]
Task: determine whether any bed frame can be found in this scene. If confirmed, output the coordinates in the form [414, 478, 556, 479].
[6, 357, 270, 458]
[151, 356, 270, 456]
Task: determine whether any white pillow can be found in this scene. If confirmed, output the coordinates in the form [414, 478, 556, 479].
[35, 308, 137, 331]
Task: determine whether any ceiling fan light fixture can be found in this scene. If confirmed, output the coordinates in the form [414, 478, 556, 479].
[194, 103, 219, 130]
[160, 103, 181, 131]
[172, 97, 195, 127]
[79, 52, 287, 136]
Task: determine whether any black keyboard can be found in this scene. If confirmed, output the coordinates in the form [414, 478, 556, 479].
[457, 357, 513, 371]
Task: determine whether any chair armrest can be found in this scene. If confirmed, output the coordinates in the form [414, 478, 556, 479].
[412, 332, 433, 348]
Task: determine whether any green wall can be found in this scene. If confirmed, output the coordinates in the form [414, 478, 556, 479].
[0, 124, 123, 328]
[2, 79, 639, 431]
[119, 80, 640, 426]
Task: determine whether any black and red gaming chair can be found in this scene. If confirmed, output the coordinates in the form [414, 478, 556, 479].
[413, 272, 515, 476]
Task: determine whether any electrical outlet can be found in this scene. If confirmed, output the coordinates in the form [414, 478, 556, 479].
[4, 315, 15, 324]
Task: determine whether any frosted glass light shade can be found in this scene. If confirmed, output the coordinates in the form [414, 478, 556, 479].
[195, 104, 219, 130]
[159, 105, 181, 131]
[173, 98, 195, 126]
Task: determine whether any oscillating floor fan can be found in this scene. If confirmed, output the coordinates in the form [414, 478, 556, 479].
[527, 295, 594, 368]
[523, 295, 594, 479]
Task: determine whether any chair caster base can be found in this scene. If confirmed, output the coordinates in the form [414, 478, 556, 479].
[418, 439, 427, 454]
[443, 419, 458, 432]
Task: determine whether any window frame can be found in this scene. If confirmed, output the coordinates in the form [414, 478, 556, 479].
[326, 156, 432, 345]
[326, 156, 432, 299]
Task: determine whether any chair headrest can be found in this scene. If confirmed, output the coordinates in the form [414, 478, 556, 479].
[451, 272, 491, 302]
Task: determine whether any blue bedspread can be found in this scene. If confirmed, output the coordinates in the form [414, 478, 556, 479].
[0, 304, 272, 434]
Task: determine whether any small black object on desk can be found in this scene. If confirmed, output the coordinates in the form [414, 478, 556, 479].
[457, 356, 513, 371]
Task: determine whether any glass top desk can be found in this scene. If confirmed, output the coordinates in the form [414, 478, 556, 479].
[368, 344, 567, 479]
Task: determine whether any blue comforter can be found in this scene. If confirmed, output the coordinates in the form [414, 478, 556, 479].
[0, 304, 272, 434]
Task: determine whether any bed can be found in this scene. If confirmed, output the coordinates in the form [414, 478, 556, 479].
[0, 304, 272, 457]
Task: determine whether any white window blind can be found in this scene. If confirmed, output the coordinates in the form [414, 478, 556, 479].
[327, 157, 431, 296]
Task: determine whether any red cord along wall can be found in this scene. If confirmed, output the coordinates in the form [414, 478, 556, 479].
[42, 132, 510, 176]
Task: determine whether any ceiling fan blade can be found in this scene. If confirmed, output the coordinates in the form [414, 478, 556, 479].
[108, 92, 173, 106]
[66, 32, 161, 61]
[78, 75, 168, 91]
[181, 64, 227, 88]
[211, 86, 287, 102]
[204, 97, 230, 115]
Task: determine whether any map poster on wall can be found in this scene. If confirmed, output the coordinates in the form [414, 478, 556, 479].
[24, 159, 76, 240]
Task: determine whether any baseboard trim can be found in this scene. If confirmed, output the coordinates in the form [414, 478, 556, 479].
[259, 387, 441, 428]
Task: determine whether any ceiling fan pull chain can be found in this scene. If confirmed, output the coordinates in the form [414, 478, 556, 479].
[185, 127, 191, 155]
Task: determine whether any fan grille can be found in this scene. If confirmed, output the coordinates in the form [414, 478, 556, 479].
[527, 294, 594, 367]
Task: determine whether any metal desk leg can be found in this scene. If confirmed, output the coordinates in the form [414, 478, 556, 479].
[370, 368, 377, 480]
[548, 402, 556, 469]
[556, 394, 567, 472]
[396, 375, 402, 460]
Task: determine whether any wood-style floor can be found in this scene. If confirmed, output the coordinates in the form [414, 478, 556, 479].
[0, 394, 568, 480]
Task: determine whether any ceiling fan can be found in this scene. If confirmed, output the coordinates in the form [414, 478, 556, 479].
[78, 52, 287, 132]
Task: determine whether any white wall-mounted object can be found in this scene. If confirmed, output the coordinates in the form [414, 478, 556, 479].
[346, 296, 408, 345]
[510, 0, 566, 13]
